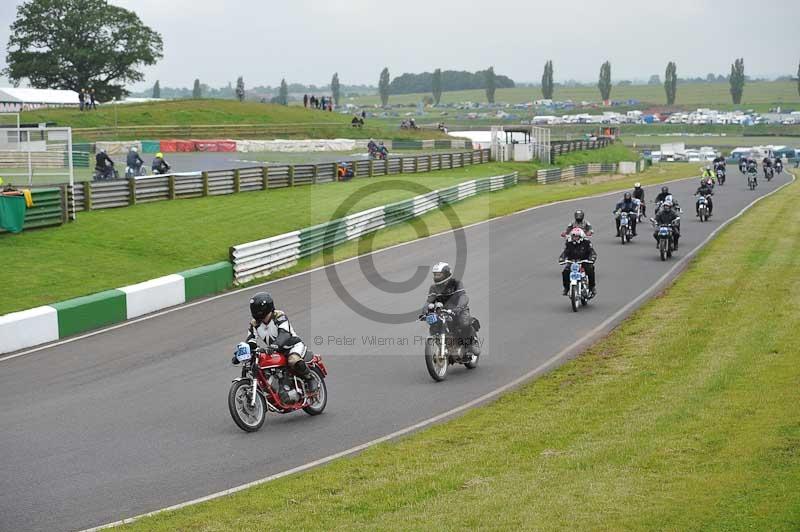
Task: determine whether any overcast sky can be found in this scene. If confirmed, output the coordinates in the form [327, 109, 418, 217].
[1, 0, 798, 89]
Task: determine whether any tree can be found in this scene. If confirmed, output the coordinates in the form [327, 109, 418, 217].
[648, 74, 661, 85]
[330, 72, 340, 106]
[664, 61, 677, 105]
[541, 60, 554, 99]
[192, 78, 202, 99]
[598, 61, 612, 101]
[235, 76, 245, 102]
[278, 78, 288, 106]
[729, 58, 745, 104]
[432, 68, 442, 105]
[378, 67, 390, 107]
[485, 66, 496, 104]
[5, 0, 163, 101]
[152, 80, 160, 99]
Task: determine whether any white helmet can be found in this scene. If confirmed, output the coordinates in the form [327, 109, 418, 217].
[634, 182, 641, 188]
[131, 146, 138, 152]
[431, 262, 452, 285]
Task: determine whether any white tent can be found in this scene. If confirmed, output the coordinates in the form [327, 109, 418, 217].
[0, 87, 79, 111]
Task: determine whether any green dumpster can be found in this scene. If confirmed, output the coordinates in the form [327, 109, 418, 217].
[0, 194, 27, 233]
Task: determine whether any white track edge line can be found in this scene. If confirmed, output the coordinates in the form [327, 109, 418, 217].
[81, 172, 795, 531]
[1, 171, 700, 363]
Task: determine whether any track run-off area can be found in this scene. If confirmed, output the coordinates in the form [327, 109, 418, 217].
[0, 167, 792, 532]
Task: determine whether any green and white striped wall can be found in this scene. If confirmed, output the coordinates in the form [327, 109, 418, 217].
[0, 262, 232, 354]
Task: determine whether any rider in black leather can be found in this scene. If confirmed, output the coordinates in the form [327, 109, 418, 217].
[614, 192, 638, 236]
[559, 228, 597, 296]
[424, 262, 480, 356]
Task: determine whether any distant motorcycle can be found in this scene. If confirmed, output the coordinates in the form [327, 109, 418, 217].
[764, 165, 774, 182]
[419, 302, 479, 382]
[747, 169, 758, 190]
[227, 326, 328, 432]
[716, 167, 726, 186]
[696, 195, 711, 222]
[560, 259, 594, 312]
[775, 160, 783, 174]
[616, 211, 634, 244]
[651, 218, 680, 261]
[93, 162, 119, 181]
[125, 165, 147, 178]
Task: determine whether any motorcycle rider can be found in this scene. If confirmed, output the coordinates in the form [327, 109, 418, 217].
[695, 179, 714, 217]
[151, 152, 171, 175]
[701, 165, 715, 179]
[423, 262, 481, 357]
[613, 191, 638, 237]
[632, 182, 646, 217]
[126, 146, 144, 175]
[712, 155, 726, 169]
[559, 228, 597, 296]
[653, 200, 680, 250]
[762, 156, 773, 178]
[561, 209, 593, 237]
[95, 148, 115, 179]
[746, 157, 758, 175]
[775, 156, 784, 173]
[239, 292, 318, 391]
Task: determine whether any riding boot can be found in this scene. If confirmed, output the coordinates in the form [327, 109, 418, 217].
[291, 358, 318, 392]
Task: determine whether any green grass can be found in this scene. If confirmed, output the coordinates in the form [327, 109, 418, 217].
[119, 173, 800, 532]
[622, 135, 800, 150]
[349, 81, 800, 107]
[0, 143, 635, 315]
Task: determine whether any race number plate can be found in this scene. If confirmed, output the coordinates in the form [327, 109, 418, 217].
[234, 342, 252, 362]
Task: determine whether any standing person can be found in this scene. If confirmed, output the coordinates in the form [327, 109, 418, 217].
[78, 89, 85, 111]
[361, 109, 366, 120]
[303, 94, 308, 108]
[90, 89, 97, 110]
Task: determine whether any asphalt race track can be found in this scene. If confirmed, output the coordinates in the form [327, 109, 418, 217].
[0, 167, 791, 531]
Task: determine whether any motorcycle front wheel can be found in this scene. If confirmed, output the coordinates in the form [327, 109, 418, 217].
[571, 284, 580, 312]
[228, 379, 266, 432]
[302, 367, 328, 415]
[425, 339, 448, 381]
[659, 239, 667, 261]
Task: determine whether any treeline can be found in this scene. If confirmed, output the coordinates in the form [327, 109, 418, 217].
[389, 70, 515, 94]
[132, 82, 374, 99]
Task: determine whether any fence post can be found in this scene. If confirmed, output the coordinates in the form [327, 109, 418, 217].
[369, 159, 374, 177]
[428, 154, 433, 169]
[83, 181, 92, 211]
[233, 168, 241, 193]
[202, 171, 209, 197]
[332, 162, 337, 181]
[128, 177, 137, 206]
[58, 184, 68, 223]
[399, 157, 405, 174]
[414, 155, 419, 173]
[312, 164, 318, 184]
[168, 175, 176, 199]
[262, 166, 269, 190]
[288, 165, 295, 187]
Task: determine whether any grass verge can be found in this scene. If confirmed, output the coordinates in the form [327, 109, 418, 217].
[122, 175, 799, 531]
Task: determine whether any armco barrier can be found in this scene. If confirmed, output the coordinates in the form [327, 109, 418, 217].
[0, 262, 234, 355]
[536, 160, 643, 184]
[230, 172, 519, 284]
[65, 149, 489, 214]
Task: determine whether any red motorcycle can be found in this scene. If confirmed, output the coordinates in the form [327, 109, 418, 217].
[228, 328, 328, 432]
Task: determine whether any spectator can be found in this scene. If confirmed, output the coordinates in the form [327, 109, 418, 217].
[303, 94, 308, 108]
[90, 89, 97, 110]
[78, 89, 85, 111]
[351, 115, 362, 128]
[361, 110, 366, 120]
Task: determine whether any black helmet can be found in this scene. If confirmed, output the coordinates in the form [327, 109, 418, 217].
[623, 192, 632, 201]
[574, 210, 585, 223]
[249, 292, 275, 321]
[661, 186, 669, 194]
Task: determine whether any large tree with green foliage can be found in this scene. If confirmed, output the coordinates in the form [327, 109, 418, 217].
[485, 66, 496, 103]
[541, 60, 554, 99]
[379, 67, 390, 107]
[598, 61, 612, 101]
[278, 78, 288, 106]
[330, 72, 340, 106]
[235, 76, 245, 102]
[4, 0, 163, 100]
[432, 68, 442, 105]
[152, 80, 160, 99]
[664, 62, 677, 105]
[729, 58, 745, 104]
[192, 79, 201, 99]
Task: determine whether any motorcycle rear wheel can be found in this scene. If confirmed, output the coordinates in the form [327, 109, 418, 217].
[228, 380, 266, 432]
[302, 367, 328, 415]
[425, 340, 448, 381]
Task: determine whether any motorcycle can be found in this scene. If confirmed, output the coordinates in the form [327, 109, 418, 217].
[227, 327, 328, 432]
[633, 198, 646, 222]
[125, 165, 147, 178]
[747, 169, 758, 190]
[368, 147, 388, 160]
[775, 160, 783, 174]
[93, 162, 119, 181]
[616, 210, 634, 244]
[651, 218, 680, 261]
[765, 165, 774, 182]
[696, 195, 711, 222]
[419, 302, 479, 382]
[716, 167, 726, 186]
[560, 259, 594, 313]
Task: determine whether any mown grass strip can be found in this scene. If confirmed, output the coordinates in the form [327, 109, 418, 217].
[121, 176, 799, 531]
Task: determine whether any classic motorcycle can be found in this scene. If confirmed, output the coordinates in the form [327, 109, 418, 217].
[617, 210, 634, 244]
[765, 165, 774, 182]
[715, 166, 726, 186]
[561, 259, 594, 313]
[228, 327, 328, 432]
[419, 302, 479, 382]
[747, 169, 758, 190]
[696, 195, 711, 222]
[775, 160, 783, 174]
[651, 218, 680, 261]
